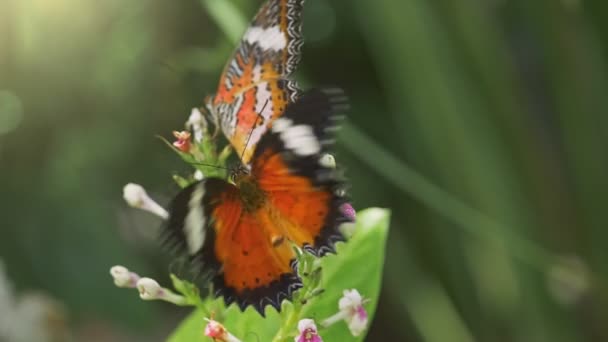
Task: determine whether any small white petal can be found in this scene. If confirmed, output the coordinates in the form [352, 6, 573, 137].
[297, 318, 317, 333]
[136, 278, 162, 300]
[339, 289, 363, 311]
[110, 265, 139, 288]
[346, 312, 368, 337]
[123, 183, 145, 207]
[194, 170, 204, 181]
[122, 183, 169, 219]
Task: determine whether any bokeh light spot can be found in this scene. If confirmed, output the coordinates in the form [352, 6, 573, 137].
[0, 91, 24, 136]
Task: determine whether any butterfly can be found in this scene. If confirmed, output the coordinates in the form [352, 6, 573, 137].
[164, 88, 352, 314]
[205, 0, 305, 165]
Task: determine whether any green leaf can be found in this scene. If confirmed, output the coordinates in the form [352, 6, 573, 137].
[166, 208, 390, 341]
[170, 274, 205, 308]
[167, 309, 206, 342]
[300, 208, 390, 341]
[167, 302, 287, 342]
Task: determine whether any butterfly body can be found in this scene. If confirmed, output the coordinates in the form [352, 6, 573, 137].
[231, 169, 265, 212]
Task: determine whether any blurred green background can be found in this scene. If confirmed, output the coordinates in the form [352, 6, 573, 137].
[1, 0, 608, 341]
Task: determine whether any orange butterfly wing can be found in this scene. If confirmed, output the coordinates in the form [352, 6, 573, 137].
[210, 187, 303, 311]
[207, 0, 304, 164]
[164, 178, 303, 314]
[251, 88, 351, 256]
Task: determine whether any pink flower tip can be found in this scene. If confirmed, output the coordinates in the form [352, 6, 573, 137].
[340, 203, 356, 222]
[204, 319, 241, 342]
[172, 130, 192, 152]
[204, 319, 225, 338]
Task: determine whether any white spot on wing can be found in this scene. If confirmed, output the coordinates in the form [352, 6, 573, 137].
[252, 65, 262, 82]
[272, 118, 293, 133]
[280, 124, 321, 156]
[220, 95, 243, 138]
[244, 26, 287, 51]
[183, 183, 206, 255]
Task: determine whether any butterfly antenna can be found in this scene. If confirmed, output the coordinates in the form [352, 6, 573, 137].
[240, 99, 269, 162]
[158, 60, 180, 76]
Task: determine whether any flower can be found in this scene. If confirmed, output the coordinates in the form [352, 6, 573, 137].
[295, 319, 323, 342]
[186, 108, 205, 142]
[321, 289, 368, 337]
[135, 278, 186, 305]
[109, 265, 140, 288]
[204, 318, 241, 342]
[173, 130, 192, 152]
[339, 203, 357, 237]
[123, 183, 169, 219]
[136, 278, 162, 300]
[340, 203, 356, 222]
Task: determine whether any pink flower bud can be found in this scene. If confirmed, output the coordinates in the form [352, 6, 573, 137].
[172, 130, 192, 152]
[204, 319, 241, 342]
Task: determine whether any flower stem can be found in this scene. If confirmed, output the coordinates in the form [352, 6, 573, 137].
[271, 303, 303, 342]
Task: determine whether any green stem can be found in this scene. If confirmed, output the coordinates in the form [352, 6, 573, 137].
[271, 304, 303, 342]
[340, 122, 553, 270]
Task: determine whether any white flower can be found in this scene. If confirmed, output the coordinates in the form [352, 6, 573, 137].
[186, 108, 205, 142]
[123, 183, 168, 219]
[136, 278, 163, 300]
[295, 319, 323, 342]
[204, 318, 241, 342]
[135, 278, 186, 305]
[109, 265, 140, 288]
[194, 169, 204, 181]
[321, 289, 369, 337]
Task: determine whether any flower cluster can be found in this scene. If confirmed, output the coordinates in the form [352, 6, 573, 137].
[199, 289, 369, 342]
[110, 264, 370, 341]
